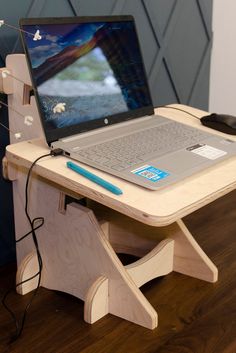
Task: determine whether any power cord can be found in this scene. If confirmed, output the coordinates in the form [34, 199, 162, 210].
[156, 104, 202, 120]
[2, 149, 63, 342]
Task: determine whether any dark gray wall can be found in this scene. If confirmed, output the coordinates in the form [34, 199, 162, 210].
[0, 0, 213, 265]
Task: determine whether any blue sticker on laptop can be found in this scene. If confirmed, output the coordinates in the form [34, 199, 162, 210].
[131, 165, 169, 182]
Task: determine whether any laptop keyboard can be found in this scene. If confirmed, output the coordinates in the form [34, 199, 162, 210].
[76, 122, 210, 171]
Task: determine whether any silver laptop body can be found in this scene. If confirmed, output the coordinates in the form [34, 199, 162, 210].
[20, 16, 236, 190]
[52, 114, 236, 190]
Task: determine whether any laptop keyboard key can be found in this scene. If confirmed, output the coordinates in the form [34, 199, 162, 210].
[75, 122, 210, 171]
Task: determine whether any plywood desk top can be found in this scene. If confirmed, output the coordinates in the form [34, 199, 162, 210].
[6, 104, 236, 227]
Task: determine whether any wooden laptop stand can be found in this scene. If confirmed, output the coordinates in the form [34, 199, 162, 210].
[1, 54, 219, 329]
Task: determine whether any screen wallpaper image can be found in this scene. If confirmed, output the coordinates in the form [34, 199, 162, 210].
[22, 21, 152, 131]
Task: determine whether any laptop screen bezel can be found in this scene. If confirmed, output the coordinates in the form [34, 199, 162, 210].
[19, 15, 154, 145]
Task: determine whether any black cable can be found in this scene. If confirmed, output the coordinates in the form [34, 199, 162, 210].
[2, 152, 53, 342]
[156, 104, 201, 120]
[15, 218, 44, 243]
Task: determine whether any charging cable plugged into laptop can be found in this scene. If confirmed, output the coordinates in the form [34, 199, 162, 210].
[50, 148, 123, 195]
[50, 148, 64, 156]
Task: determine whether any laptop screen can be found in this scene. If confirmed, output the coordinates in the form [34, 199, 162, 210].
[20, 16, 154, 143]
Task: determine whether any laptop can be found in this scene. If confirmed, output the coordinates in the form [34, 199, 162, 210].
[20, 16, 236, 190]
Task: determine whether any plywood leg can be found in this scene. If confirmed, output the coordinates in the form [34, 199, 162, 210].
[126, 239, 174, 287]
[16, 251, 39, 295]
[84, 276, 109, 323]
[172, 220, 218, 282]
[10, 169, 157, 328]
[106, 211, 218, 283]
[40, 202, 157, 329]
[15, 202, 157, 328]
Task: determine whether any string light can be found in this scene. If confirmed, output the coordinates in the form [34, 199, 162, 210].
[1, 69, 10, 79]
[0, 99, 35, 139]
[0, 99, 34, 125]
[53, 102, 66, 113]
[0, 19, 67, 141]
[24, 115, 33, 126]
[0, 21, 67, 115]
[14, 132, 22, 139]
[1, 69, 67, 115]
[1, 69, 26, 85]
[33, 29, 42, 41]
[0, 20, 42, 41]
[0, 118, 21, 140]
[1, 71, 67, 119]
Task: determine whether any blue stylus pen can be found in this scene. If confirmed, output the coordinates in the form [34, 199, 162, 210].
[66, 161, 123, 195]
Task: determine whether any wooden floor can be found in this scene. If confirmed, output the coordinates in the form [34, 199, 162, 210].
[1, 190, 236, 353]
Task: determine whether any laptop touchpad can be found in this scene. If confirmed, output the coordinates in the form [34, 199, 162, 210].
[151, 150, 208, 174]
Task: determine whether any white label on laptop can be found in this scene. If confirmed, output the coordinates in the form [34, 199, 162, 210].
[131, 165, 169, 182]
[187, 144, 227, 160]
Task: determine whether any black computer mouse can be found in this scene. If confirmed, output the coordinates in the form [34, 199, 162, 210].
[201, 113, 236, 135]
